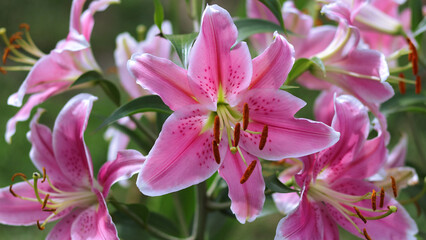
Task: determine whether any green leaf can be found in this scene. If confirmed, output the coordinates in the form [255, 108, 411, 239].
[153, 0, 164, 32]
[126, 204, 150, 223]
[164, 32, 198, 68]
[110, 123, 152, 154]
[285, 58, 312, 85]
[234, 18, 284, 44]
[99, 95, 172, 129]
[258, 0, 286, 33]
[72, 71, 121, 106]
[310, 56, 326, 77]
[264, 174, 298, 193]
[413, 17, 426, 37]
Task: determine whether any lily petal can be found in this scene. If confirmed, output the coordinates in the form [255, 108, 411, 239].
[273, 192, 300, 215]
[387, 133, 408, 168]
[249, 33, 294, 89]
[98, 150, 145, 196]
[218, 149, 265, 223]
[47, 209, 83, 240]
[315, 95, 369, 180]
[294, 26, 336, 59]
[327, 178, 418, 240]
[137, 106, 225, 196]
[246, 0, 277, 52]
[140, 21, 172, 58]
[188, 5, 251, 109]
[70, 191, 118, 240]
[52, 94, 97, 187]
[0, 181, 68, 225]
[275, 189, 339, 240]
[6, 83, 69, 144]
[238, 89, 339, 160]
[128, 53, 197, 111]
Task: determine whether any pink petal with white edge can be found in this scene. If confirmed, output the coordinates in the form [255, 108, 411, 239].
[6, 83, 69, 144]
[7, 50, 81, 108]
[27, 109, 75, 188]
[275, 189, 339, 240]
[47, 209, 83, 240]
[249, 33, 295, 89]
[98, 149, 145, 196]
[114, 32, 141, 98]
[52, 94, 97, 188]
[70, 191, 118, 240]
[295, 26, 336, 59]
[238, 89, 339, 160]
[272, 192, 300, 215]
[137, 105, 225, 196]
[218, 149, 265, 223]
[140, 21, 172, 59]
[188, 5, 251, 109]
[128, 53, 197, 111]
[327, 178, 418, 240]
[315, 95, 370, 180]
[0, 181, 69, 225]
[327, 48, 393, 105]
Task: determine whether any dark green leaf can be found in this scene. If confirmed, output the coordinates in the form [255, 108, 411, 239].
[234, 18, 284, 44]
[153, 0, 164, 32]
[164, 32, 198, 68]
[72, 71, 121, 106]
[258, 0, 286, 33]
[110, 123, 152, 154]
[99, 95, 172, 129]
[264, 174, 298, 193]
[285, 58, 312, 85]
[147, 211, 181, 236]
[126, 204, 150, 222]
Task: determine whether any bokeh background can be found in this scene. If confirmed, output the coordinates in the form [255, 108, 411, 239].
[0, 0, 425, 239]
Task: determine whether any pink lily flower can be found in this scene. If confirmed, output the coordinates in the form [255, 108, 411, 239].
[274, 95, 418, 240]
[105, 22, 172, 161]
[0, 93, 144, 239]
[128, 4, 339, 223]
[5, 0, 118, 143]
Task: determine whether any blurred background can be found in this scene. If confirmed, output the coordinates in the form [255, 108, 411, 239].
[0, 0, 425, 239]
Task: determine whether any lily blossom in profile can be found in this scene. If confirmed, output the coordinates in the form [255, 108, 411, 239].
[274, 95, 418, 240]
[0, 94, 145, 239]
[3, 0, 118, 143]
[128, 4, 339, 223]
[105, 21, 172, 161]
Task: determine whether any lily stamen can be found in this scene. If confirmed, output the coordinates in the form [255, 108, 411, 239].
[363, 228, 372, 240]
[371, 189, 376, 211]
[354, 207, 367, 223]
[41, 167, 46, 183]
[380, 187, 385, 208]
[391, 176, 398, 197]
[259, 125, 268, 150]
[233, 123, 240, 147]
[212, 140, 221, 164]
[9, 32, 23, 44]
[398, 73, 406, 94]
[41, 194, 50, 209]
[240, 160, 257, 184]
[243, 103, 249, 130]
[214, 115, 220, 143]
[36, 220, 45, 230]
[415, 76, 421, 94]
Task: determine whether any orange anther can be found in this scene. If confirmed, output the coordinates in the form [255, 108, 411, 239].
[233, 123, 240, 147]
[41, 167, 46, 183]
[11, 173, 27, 181]
[363, 228, 372, 240]
[415, 75, 421, 94]
[354, 207, 367, 224]
[240, 160, 257, 184]
[259, 125, 268, 150]
[2, 47, 10, 64]
[9, 32, 23, 44]
[36, 220, 45, 230]
[243, 103, 249, 130]
[371, 189, 376, 211]
[391, 176, 398, 197]
[0, 67, 6, 74]
[41, 194, 50, 209]
[212, 140, 220, 164]
[9, 185, 18, 197]
[19, 23, 30, 31]
[214, 116, 220, 143]
[380, 187, 385, 208]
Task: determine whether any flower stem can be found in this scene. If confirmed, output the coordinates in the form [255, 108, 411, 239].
[192, 182, 207, 240]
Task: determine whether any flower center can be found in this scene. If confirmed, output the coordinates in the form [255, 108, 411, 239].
[308, 179, 398, 240]
[9, 167, 98, 230]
